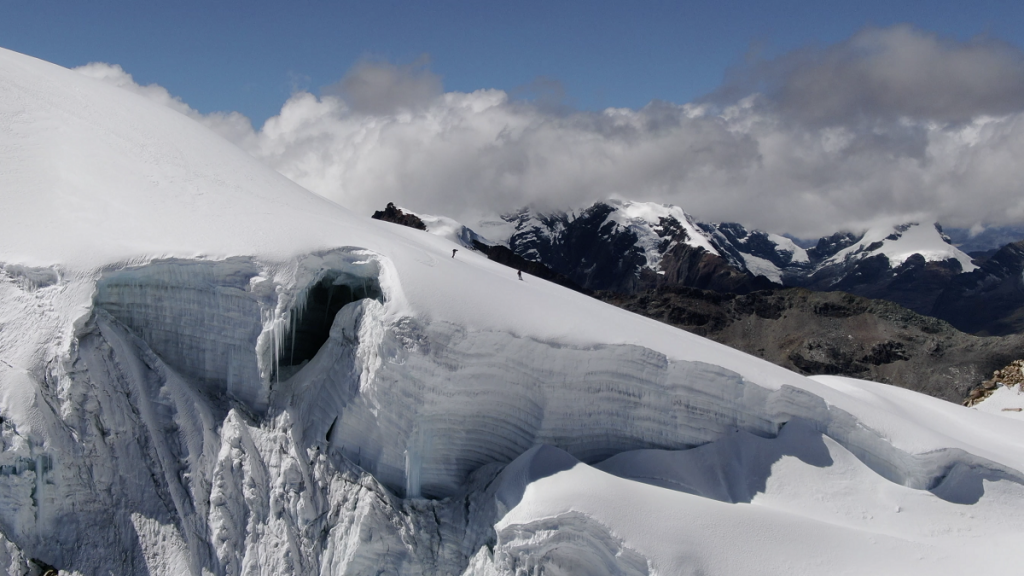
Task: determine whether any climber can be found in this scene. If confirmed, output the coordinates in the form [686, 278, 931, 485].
[452, 248, 458, 258]
[517, 270, 523, 281]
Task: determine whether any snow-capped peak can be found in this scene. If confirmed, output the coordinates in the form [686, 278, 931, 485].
[766, 233, 810, 264]
[827, 222, 978, 272]
[604, 200, 720, 271]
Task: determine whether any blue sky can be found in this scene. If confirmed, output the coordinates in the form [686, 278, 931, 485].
[5, 0, 1023, 126]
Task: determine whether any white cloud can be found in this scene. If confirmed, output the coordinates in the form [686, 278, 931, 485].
[75, 28, 1024, 238]
[325, 56, 443, 115]
[714, 26, 1024, 124]
[75, 62, 257, 147]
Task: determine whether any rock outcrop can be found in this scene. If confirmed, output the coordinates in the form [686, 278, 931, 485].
[372, 202, 428, 230]
[965, 359, 1024, 406]
[600, 287, 1024, 403]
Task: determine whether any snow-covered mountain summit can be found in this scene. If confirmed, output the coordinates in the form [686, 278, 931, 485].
[436, 201, 1001, 331]
[822, 222, 976, 272]
[484, 201, 976, 285]
[600, 200, 720, 268]
[2, 47, 1024, 575]
[471, 200, 769, 293]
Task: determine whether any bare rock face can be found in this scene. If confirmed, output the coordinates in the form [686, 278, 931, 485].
[965, 359, 1024, 406]
[932, 240, 1024, 336]
[653, 238, 777, 295]
[504, 203, 775, 295]
[372, 202, 428, 231]
[514, 203, 651, 294]
[600, 287, 1024, 403]
[801, 254, 966, 318]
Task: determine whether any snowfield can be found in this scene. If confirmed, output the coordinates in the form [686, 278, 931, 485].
[825, 222, 978, 272]
[1, 46, 1023, 575]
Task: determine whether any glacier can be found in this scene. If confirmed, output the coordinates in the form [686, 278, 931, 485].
[2, 46, 1024, 575]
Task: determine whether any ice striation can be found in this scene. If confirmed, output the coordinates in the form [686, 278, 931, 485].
[3, 251, 1023, 574]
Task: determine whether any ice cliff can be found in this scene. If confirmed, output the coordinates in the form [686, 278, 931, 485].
[2, 47, 1024, 575]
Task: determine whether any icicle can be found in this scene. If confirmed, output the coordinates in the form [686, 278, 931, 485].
[404, 449, 421, 499]
[34, 453, 44, 514]
[273, 310, 280, 386]
[405, 426, 423, 499]
[290, 310, 296, 366]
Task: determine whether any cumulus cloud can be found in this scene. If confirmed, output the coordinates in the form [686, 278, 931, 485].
[76, 27, 1024, 238]
[324, 56, 442, 115]
[714, 26, 1024, 124]
[75, 62, 257, 146]
[76, 62, 196, 115]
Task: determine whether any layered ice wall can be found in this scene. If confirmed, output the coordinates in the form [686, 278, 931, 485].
[95, 258, 267, 409]
[85, 251, 1024, 504]
[92, 252, 385, 413]
[296, 298, 1024, 501]
[302, 317, 784, 498]
[2, 249, 1023, 575]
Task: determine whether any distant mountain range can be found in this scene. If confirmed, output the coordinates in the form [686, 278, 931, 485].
[376, 200, 1024, 337]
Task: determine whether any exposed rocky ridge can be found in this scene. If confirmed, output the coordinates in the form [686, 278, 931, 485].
[697, 221, 812, 274]
[965, 359, 1024, 406]
[599, 286, 1024, 403]
[509, 203, 650, 293]
[653, 241, 777, 294]
[800, 254, 967, 319]
[806, 231, 864, 261]
[372, 202, 428, 230]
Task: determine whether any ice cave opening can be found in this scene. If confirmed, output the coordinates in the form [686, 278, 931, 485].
[92, 256, 385, 410]
[277, 270, 383, 374]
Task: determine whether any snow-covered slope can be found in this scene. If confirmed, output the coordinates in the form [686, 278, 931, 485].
[974, 384, 1024, 421]
[2, 47, 1024, 575]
